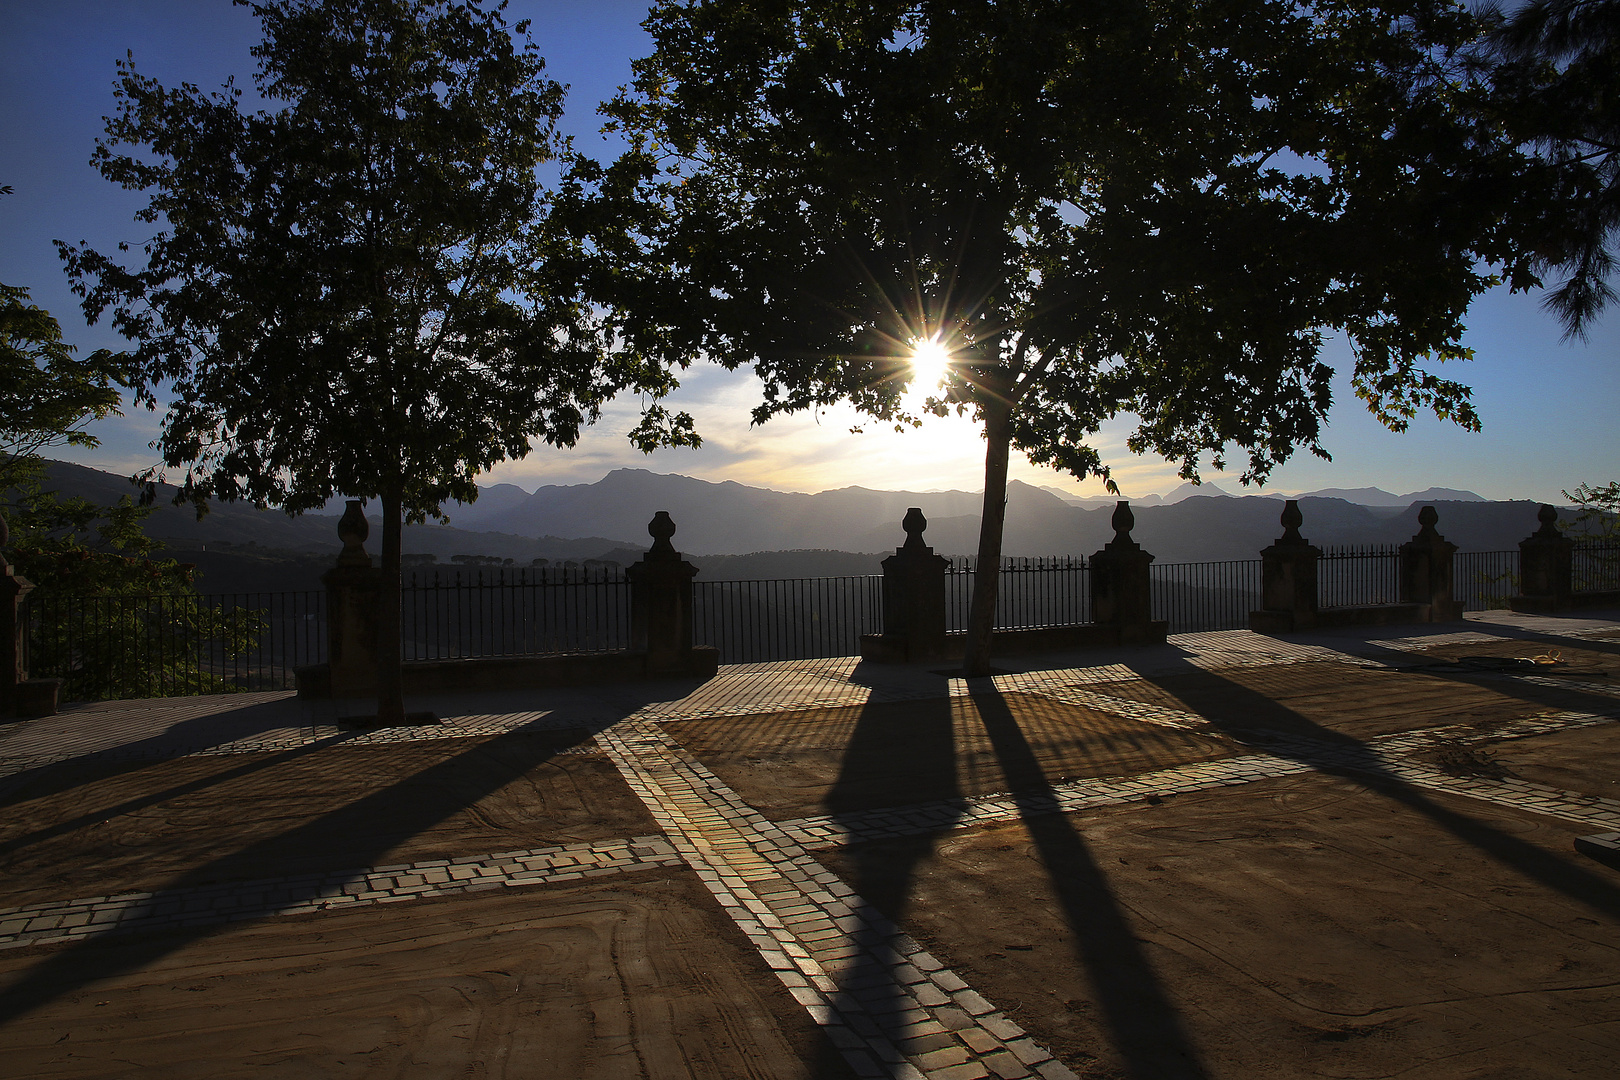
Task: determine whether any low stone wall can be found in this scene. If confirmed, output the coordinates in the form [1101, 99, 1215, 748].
[295, 646, 720, 699]
[1512, 590, 1620, 615]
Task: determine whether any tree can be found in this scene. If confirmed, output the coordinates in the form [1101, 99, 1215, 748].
[1, 220, 256, 701]
[1485, 0, 1618, 336]
[61, 0, 694, 721]
[590, 0, 1565, 673]
[1, 209, 126, 493]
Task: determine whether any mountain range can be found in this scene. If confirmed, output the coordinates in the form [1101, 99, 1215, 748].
[21, 460, 1556, 592]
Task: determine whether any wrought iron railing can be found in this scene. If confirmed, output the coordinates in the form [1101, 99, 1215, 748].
[944, 556, 1091, 633]
[1574, 540, 1620, 593]
[692, 576, 881, 664]
[1151, 559, 1262, 632]
[401, 567, 631, 660]
[1454, 550, 1518, 611]
[21, 590, 322, 699]
[25, 545, 1611, 702]
[1317, 545, 1402, 608]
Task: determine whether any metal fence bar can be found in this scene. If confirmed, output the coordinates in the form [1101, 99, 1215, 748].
[1317, 545, 1401, 608]
[1150, 560, 1263, 633]
[1573, 541, 1620, 593]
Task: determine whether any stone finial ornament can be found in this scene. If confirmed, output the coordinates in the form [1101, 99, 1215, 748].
[648, 510, 678, 555]
[1533, 503, 1561, 539]
[1414, 505, 1441, 542]
[336, 500, 372, 567]
[901, 507, 929, 551]
[1112, 501, 1134, 541]
[1278, 499, 1306, 546]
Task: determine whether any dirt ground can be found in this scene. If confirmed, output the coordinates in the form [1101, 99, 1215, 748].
[0, 730, 657, 908]
[0, 872, 855, 1080]
[668, 692, 1241, 819]
[1079, 660, 1618, 743]
[3, 644, 1618, 1079]
[820, 772, 1620, 1080]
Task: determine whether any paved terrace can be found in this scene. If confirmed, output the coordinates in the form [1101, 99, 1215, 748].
[1, 610, 1618, 1078]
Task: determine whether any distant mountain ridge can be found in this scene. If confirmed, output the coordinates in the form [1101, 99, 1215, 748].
[24, 461, 1548, 587]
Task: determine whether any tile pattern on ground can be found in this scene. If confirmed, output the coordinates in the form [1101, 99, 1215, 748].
[0, 836, 680, 951]
[597, 715, 1076, 1080]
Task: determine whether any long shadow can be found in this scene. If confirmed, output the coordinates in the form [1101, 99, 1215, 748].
[1118, 657, 1620, 919]
[0, 697, 309, 809]
[814, 695, 961, 1077]
[0, 710, 630, 1027]
[0, 729, 359, 859]
[970, 687, 1212, 1080]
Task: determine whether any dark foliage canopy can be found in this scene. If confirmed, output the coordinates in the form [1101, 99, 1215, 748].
[61, 0, 693, 522]
[1486, 0, 1619, 336]
[589, 0, 1562, 489]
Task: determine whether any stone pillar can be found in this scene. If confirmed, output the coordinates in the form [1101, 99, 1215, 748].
[872, 508, 950, 662]
[628, 511, 702, 675]
[1251, 499, 1320, 632]
[0, 516, 57, 719]
[1090, 502, 1160, 643]
[1400, 505, 1462, 621]
[1, 515, 30, 718]
[1513, 504, 1574, 612]
[322, 500, 384, 697]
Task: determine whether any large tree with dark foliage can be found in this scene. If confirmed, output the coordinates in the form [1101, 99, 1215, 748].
[587, 0, 1568, 673]
[62, 0, 693, 719]
[1486, 0, 1618, 336]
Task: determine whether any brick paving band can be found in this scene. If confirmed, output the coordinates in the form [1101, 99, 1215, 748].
[0, 836, 681, 952]
[596, 716, 1077, 1080]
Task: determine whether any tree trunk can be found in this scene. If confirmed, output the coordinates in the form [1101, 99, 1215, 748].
[962, 392, 1013, 677]
[375, 485, 406, 725]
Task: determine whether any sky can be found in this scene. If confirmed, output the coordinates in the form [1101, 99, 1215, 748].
[2, 0, 1615, 505]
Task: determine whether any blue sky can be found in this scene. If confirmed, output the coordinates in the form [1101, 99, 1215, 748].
[2, 0, 1615, 503]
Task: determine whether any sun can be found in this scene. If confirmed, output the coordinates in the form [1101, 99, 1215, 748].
[908, 335, 952, 394]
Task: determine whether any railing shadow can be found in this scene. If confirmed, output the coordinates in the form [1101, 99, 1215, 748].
[0, 696, 317, 809]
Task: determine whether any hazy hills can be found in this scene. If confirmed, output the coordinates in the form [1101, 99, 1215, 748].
[21, 460, 1553, 592]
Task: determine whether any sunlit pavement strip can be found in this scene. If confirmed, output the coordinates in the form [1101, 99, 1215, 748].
[0, 836, 681, 951]
[597, 716, 1076, 1080]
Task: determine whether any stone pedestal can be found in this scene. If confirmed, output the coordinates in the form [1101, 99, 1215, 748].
[322, 500, 384, 698]
[1512, 504, 1575, 613]
[1251, 500, 1321, 632]
[1, 557, 31, 720]
[1400, 506, 1463, 621]
[628, 511, 703, 676]
[863, 508, 950, 663]
[1089, 502, 1165, 644]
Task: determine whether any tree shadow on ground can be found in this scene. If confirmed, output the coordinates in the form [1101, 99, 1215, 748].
[814, 689, 1214, 1080]
[0, 711, 630, 1028]
[970, 686, 1213, 1080]
[1116, 655, 1620, 920]
[0, 727, 361, 861]
[0, 697, 312, 809]
[814, 694, 960, 1078]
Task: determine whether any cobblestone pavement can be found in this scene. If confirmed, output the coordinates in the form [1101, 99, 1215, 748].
[2, 610, 1618, 1079]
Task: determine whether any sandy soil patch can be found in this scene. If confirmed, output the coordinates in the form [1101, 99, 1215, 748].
[820, 772, 1620, 1080]
[668, 692, 1240, 819]
[1424, 723, 1620, 802]
[0, 730, 657, 908]
[0, 871, 853, 1080]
